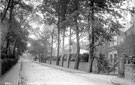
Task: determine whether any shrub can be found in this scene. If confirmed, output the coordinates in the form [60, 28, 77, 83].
[1, 58, 18, 75]
[81, 53, 89, 62]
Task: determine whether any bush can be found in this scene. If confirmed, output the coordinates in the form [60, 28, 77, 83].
[81, 53, 89, 62]
[1, 58, 18, 75]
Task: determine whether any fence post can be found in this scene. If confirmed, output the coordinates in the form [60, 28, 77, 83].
[118, 54, 125, 78]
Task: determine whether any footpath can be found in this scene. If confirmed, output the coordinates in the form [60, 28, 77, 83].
[0, 60, 21, 85]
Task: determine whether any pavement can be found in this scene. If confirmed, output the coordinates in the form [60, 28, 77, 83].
[0, 58, 135, 85]
[0, 60, 21, 85]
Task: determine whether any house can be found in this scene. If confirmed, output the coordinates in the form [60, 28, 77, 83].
[98, 35, 119, 66]
[99, 15, 135, 66]
[118, 15, 135, 57]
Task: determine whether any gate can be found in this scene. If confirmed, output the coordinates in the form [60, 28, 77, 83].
[96, 57, 119, 74]
[96, 54, 133, 76]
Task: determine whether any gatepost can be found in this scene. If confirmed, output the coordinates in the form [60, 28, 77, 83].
[118, 54, 126, 78]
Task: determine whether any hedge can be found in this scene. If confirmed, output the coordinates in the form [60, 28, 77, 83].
[1, 58, 18, 75]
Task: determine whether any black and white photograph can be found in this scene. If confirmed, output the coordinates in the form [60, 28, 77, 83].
[0, 0, 135, 85]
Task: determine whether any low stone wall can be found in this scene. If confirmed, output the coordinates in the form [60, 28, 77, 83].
[125, 64, 135, 81]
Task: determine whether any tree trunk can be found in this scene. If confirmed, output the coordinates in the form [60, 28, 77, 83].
[67, 27, 71, 68]
[6, 0, 13, 57]
[56, 0, 60, 66]
[61, 55, 64, 67]
[56, 19, 60, 66]
[41, 52, 44, 63]
[13, 39, 17, 58]
[50, 30, 54, 64]
[39, 53, 42, 62]
[89, 57, 94, 72]
[88, 0, 95, 73]
[5, 39, 10, 55]
[74, 18, 80, 69]
[62, 29, 65, 67]
[0, 18, 2, 76]
[8, 43, 12, 56]
[1, 0, 11, 22]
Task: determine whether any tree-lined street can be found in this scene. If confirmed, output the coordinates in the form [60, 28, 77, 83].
[0, 0, 135, 84]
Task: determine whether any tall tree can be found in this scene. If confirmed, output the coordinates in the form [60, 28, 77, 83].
[63, 0, 133, 71]
[38, 0, 71, 65]
[1, 0, 32, 58]
[50, 29, 54, 64]
[67, 27, 72, 68]
[85, 0, 131, 72]
[0, 15, 2, 76]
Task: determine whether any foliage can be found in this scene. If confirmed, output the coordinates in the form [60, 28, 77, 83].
[0, 0, 33, 59]
[28, 27, 51, 60]
[28, 39, 47, 56]
[1, 0, 134, 73]
[30, 0, 135, 69]
[1, 58, 18, 75]
[80, 53, 89, 62]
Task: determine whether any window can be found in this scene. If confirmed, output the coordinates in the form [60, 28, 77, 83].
[109, 36, 117, 47]
[117, 35, 124, 45]
[113, 36, 117, 46]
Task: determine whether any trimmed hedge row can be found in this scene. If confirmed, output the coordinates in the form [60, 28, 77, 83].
[1, 58, 18, 75]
